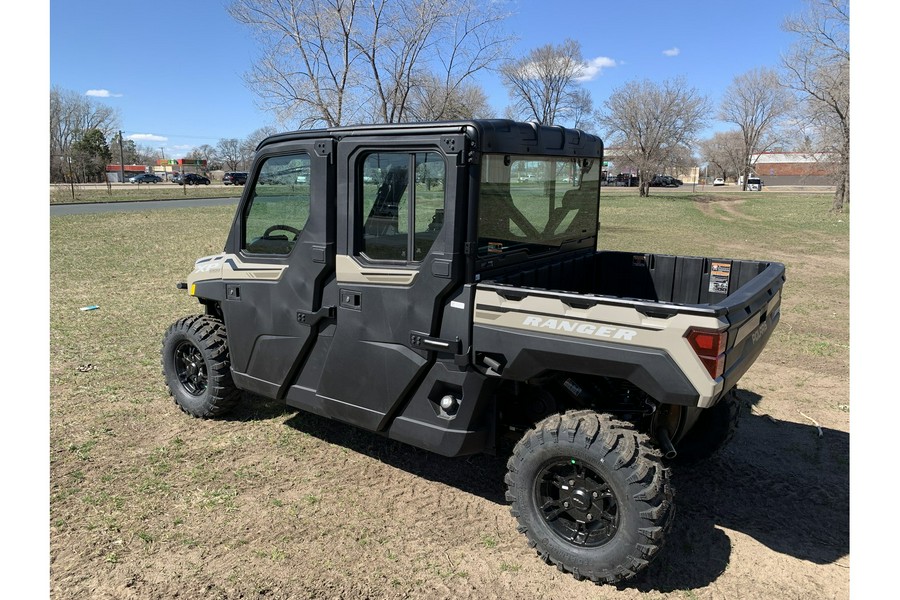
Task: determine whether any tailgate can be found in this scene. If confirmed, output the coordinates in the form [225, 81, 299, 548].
[716, 262, 786, 395]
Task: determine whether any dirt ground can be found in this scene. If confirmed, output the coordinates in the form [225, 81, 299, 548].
[49, 196, 849, 599]
[49, 365, 850, 600]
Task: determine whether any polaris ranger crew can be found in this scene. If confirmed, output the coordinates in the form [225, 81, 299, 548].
[162, 120, 785, 584]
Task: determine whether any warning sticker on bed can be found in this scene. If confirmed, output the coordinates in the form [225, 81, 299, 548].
[709, 261, 732, 293]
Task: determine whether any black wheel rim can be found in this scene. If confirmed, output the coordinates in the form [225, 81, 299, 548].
[173, 340, 207, 396]
[534, 459, 619, 547]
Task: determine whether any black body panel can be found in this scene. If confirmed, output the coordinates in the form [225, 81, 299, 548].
[219, 138, 336, 399]
[472, 324, 702, 407]
[313, 131, 468, 431]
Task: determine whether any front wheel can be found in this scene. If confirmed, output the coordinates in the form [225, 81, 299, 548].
[161, 315, 241, 418]
[506, 411, 673, 583]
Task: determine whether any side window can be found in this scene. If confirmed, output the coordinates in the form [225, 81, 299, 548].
[243, 153, 311, 255]
[359, 151, 445, 263]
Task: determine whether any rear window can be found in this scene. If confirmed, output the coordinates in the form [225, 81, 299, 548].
[477, 154, 599, 258]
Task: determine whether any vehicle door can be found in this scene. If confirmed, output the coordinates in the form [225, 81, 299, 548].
[313, 137, 465, 431]
[219, 138, 335, 400]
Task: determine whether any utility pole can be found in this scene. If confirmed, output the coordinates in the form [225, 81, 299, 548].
[67, 156, 75, 201]
[118, 130, 125, 184]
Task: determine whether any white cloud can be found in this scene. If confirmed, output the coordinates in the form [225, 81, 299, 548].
[575, 56, 617, 82]
[662, 47, 680, 57]
[85, 89, 123, 98]
[128, 133, 168, 142]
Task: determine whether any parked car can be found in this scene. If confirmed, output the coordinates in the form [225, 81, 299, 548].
[615, 173, 638, 187]
[649, 175, 680, 187]
[747, 177, 763, 191]
[173, 173, 211, 185]
[223, 172, 248, 186]
[129, 173, 162, 184]
[713, 177, 725, 186]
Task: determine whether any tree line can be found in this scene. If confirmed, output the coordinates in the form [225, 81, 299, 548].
[49, 89, 281, 183]
[50, 0, 848, 210]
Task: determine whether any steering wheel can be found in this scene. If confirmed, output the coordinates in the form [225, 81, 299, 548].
[263, 224, 302, 239]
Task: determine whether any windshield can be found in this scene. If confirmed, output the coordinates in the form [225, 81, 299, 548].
[477, 154, 599, 258]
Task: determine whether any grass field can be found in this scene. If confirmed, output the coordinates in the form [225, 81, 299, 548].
[50, 184, 243, 204]
[49, 191, 849, 599]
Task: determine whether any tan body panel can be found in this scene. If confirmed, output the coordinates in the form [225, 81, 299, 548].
[473, 288, 726, 407]
[335, 254, 418, 286]
[187, 253, 288, 288]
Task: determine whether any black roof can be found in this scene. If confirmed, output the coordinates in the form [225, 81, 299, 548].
[258, 119, 603, 158]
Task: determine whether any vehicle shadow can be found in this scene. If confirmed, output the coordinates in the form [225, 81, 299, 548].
[280, 408, 510, 505]
[222, 392, 297, 422]
[238, 389, 848, 591]
[631, 388, 849, 591]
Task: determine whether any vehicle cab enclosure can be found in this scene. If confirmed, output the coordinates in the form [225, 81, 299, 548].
[186, 120, 784, 458]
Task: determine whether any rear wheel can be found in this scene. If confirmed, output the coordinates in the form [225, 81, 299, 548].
[506, 410, 673, 583]
[161, 315, 240, 418]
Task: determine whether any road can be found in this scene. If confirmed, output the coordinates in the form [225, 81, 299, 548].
[50, 196, 239, 216]
[50, 183, 832, 217]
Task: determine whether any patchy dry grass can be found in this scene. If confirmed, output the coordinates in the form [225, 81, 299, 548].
[50, 192, 848, 599]
[50, 184, 242, 204]
[599, 191, 849, 376]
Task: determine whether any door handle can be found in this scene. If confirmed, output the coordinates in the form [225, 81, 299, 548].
[409, 331, 461, 354]
[340, 289, 361, 310]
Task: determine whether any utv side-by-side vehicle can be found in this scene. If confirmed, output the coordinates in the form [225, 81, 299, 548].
[162, 120, 784, 584]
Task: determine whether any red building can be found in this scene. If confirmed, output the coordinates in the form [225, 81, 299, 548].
[105, 164, 149, 182]
[750, 152, 835, 186]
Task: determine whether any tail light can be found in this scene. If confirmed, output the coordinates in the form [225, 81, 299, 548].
[686, 328, 727, 379]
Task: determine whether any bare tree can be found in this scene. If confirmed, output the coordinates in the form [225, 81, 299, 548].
[718, 68, 794, 190]
[663, 144, 697, 182]
[569, 89, 596, 131]
[189, 145, 222, 171]
[406, 75, 493, 121]
[700, 130, 749, 183]
[229, 0, 510, 128]
[134, 144, 161, 166]
[782, 0, 849, 211]
[242, 126, 281, 166]
[50, 86, 119, 182]
[216, 139, 244, 171]
[598, 77, 709, 197]
[501, 39, 594, 126]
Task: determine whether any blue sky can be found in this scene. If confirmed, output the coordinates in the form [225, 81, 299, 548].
[49, 0, 819, 159]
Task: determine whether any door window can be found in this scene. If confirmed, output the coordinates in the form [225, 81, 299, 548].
[243, 153, 312, 255]
[358, 151, 445, 262]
